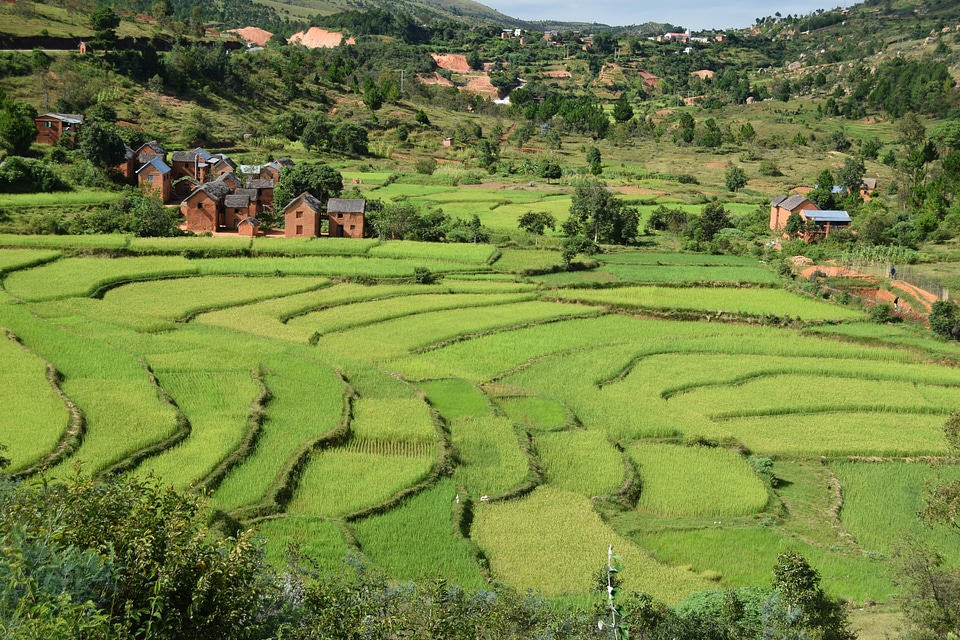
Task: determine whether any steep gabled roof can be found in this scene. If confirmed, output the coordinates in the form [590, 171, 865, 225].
[194, 147, 213, 162]
[201, 181, 234, 201]
[246, 178, 275, 190]
[122, 144, 136, 161]
[136, 157, 172, 175]
[224, 194, 252, 208]
[172, 151, 198, 163]
[283, 191, 322, 213]
[275, 157, 296, 167]
[136, 140, 166, 156]
[215, 172, 243, 188]
[233, 188, 258, 200]
[770, 195, 788, 207]
[327, 198, 365, 214]
[776, 194, 812, 212]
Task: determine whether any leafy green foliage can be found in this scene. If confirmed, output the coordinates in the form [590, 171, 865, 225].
[725, 165, 748, 192]
[0, 475, 274, 640]
[79, 121, 126, 171]
[767, 551, 855, 640]
[0, 157, 70, 194]
[274, 164, 343, 211]
[518, 210, 556, 243]
[0, 99, 36, 156]
[565, 179, 638, 245]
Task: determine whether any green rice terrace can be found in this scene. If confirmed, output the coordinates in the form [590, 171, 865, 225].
[3, 236, 960, 615]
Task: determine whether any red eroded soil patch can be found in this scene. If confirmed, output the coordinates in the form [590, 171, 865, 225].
[464, 74, 499, 99]
[288, 27, 354, 48]
[432, 53, 472, 73]
[545, 70, 572, 78]
[418, 72, 455, 87]
[229, 26, 273, 46]
[703, 162, 726, 168]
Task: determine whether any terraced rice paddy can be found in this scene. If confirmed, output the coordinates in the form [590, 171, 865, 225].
[1, 240, 959, 610]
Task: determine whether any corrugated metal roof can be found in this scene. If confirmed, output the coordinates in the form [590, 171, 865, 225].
[136, 157, 172, 174]
[802, 209, 850, 222]
[41, 113, 84, 124]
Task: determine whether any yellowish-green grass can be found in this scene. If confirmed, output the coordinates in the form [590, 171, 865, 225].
[211, 361, 345, 512]
[315, 301, 604, 361]
[288, 292, 536, 337]
[546, 286, 864, 319]
[353, 479, 487, 589]
[0, 234, 130, 250]
[629, 444, 769, 518]
[350, 397, 436, 442]
[451, 415, 529, 498]
[3, 256, 198, 301]
[0, 332, 70, 472]
[128, 236, 252, 253]
[0, 249, 60, 274]
[257, 517, 352, 570]
[496, 396, 568, 430]
[471, 486, 713, 602]
[133, 370, 261, 490]
[537, 431, 624, 496]
[252, 237, 379, 255]
[195, 255, 489, 277]
[418, 378, 491, 419]
[45, 276, 329, 332]
[493, 248, 563, 273]
[636, 527, 894, 602]
[368, 240, 497, 264]
[285, 449, 434, 517]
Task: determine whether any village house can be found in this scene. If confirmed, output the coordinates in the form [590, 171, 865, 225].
[769, 194, 818, 231]
[207, 155, 238, 179]
[246, 178, 275, 213]
[327, 198, 365, 238]
[115, 144, 138, 182]
[171, 151, 202, 199]
[770, 194, 850, 241]
[136, 140, 167, 164]
[283, 192, 323, 238]
[34, 113, 83, 146]
[224, 193, 257, 229]
[180, 180, 233, 231]
[136, 156, 173, 203]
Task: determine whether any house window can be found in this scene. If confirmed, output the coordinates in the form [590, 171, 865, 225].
[234, 209, 241, 214]
[43, 121, 53, 128]
[197, 201, 204, 209]
[296, 225, 303, 235]
[148, 175, 154, 182]
[296, 211, 303, 219]
[350, 225, 356, 230]
[337, 213, 343, 218]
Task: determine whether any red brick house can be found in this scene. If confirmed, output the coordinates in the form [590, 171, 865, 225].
[137, 157, 173, 203]
[180, 181, 233, 231]
[246, 178, 275, 215]
[171, 151, 201, 199]
[216, 171, 243, 191]
[136, 140, 167, 164]
[208, 155, 237, 179]
[224, 193, 257, 229]
[237, 216, 261, 237]
[770, 194, 818, 232]
[115, 144, 138, 182]
[327, 198, 365, 238]
[34, 113, 83, 146]
[283, 192, 323, 238]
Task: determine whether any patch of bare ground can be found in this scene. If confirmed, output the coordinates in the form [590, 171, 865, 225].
[431, 53, 472, 73]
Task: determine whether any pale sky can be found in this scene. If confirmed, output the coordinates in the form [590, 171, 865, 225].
[485, 0, 846, 31]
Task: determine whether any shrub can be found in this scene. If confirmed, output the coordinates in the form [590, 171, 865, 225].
[869, 303, 899, 324]
[413, 266, 436, 284]
[0, 157, 71, 193]
[758, 159, 783, 177]
[414, 157, 437, 175]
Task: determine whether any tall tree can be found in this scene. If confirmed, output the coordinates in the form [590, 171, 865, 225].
[80, 121, 126, 172]
[275, 164, 344, 211]
[612, 94, 634, 123]
[566, 179, 637, 245]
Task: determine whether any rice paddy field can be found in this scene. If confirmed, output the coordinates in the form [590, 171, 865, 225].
[2, 237, 960, 623]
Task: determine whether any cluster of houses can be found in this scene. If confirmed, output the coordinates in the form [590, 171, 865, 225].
[33, 112, 365, 239]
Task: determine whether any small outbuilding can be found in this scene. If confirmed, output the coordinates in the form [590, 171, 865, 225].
[770, 194, 818, 232]
[327, 198, 365, 238]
